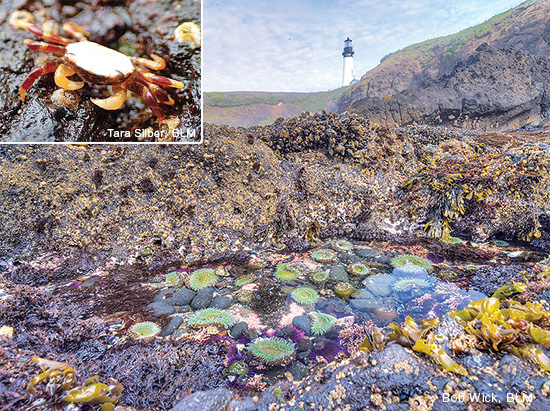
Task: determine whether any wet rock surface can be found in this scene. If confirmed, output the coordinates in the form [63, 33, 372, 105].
[0, 120, 549, 269]
[0, 0, 201, 141]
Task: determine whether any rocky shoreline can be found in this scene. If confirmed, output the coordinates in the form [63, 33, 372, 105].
[1, 116, 550, 410]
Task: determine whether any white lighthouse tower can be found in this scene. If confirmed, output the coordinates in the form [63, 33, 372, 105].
[342, 37, 355, 86]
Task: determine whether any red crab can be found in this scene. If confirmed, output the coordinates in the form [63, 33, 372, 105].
[15, 19, 184, 119]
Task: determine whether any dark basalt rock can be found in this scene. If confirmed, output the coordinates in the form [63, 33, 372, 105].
[171, 388, 234, 411]
[190, 288, 214, 310]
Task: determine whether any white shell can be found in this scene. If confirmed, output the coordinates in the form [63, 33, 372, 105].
[65, 41, 134, 78]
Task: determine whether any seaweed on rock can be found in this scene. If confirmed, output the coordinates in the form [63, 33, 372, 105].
[449, 297, 550, 371]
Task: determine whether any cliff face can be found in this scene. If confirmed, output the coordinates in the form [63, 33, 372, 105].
[348, 45, 550, 130]
[337, 0, 550, 130]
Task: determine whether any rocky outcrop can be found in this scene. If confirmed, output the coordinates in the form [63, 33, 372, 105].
[337, 0, 550, 130]
[349, 45, 550, 130]
[1, 117, 549, 271]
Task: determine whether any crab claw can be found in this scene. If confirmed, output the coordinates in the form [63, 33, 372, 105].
[54, 64, 84, 90]
[90, 86, 127, 110]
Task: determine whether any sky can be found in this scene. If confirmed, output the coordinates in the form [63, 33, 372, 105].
[203, 0, 526, 92]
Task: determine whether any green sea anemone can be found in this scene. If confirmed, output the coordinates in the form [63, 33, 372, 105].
[310, 271, 330, 285]
[274, 263, 300, 281]
[333, 282, 354, 299]
[164, 271, 184, 287]
[235, 274, 255, 287]
[128, 322, 161, 340]
[290, 287, 319, 305]
[187, 308, 236, 329]
[393, 278, 431, 292]
[311, 249, 337, 263]
[309, 312, 338, 335]
[236, 289, 254, 304]
[186, 268, 218, 291]
[226, 360, 249, 375]
[247, 337, 296, 366]
[348, 262, 370, 277]
[440, 237, 463, 245]
[390, 255, 432, 271]
[334, 239, 353, 252]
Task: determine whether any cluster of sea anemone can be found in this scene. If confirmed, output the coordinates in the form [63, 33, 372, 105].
[390, 254, 433, 271]
[164, 271, 184, 287]
[334, 239, 353, 252]
[333, 282, 354, 299]
[187, 308, 236, 329]
[247, 337, 296, 366]
[128, 322, 161, 340]
[274, 263, 300, 281]
[311, 249, 337, 263]
[309, 312, 337, 335]
[290, 287, 319, 305]
[310, 271, 330, 285]
[186, 268, 218, 291]
[348, 262, 370, 277]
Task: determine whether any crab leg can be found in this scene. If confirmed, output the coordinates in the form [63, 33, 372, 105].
[131, 54, 166, 70]
[54, 64, 84, 90]
[62, 22, 89, 42]
[23, 39, 66, 55]
[15, 21, 73, 45]
[20, 60, 59, 101]
[130, 82, 165, 119]
[138, 69, 184, 89]
[90, 86, 127, 110]
[137, 77, 175, 106]
[150, 85, 175, 106]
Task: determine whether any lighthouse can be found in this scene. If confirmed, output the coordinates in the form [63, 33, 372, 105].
[342, 37, 355, 86]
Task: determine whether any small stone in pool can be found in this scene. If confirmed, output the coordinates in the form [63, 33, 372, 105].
[160, 316, 183, 337]
[330, 265, 349, 282]
[355, 248, 379, 259]
[288, 362, 310, 381]
[191, 288, 214, 310]
[147, 301, 176, 317]
[155, 288, 195, 306]
[230, 322, 249, 339]
[293, 315, 312, 335]
[364, 274, 396, 297]
[349, 297, 384, 312]
[210, 296, 232, 309]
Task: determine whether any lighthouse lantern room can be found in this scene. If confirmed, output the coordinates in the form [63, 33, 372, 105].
[342, 37, 355, 86]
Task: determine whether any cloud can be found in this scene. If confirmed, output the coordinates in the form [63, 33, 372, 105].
[204, 0, 525, 92]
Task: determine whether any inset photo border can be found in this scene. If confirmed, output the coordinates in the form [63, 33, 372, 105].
[1, 0, 201, 144]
